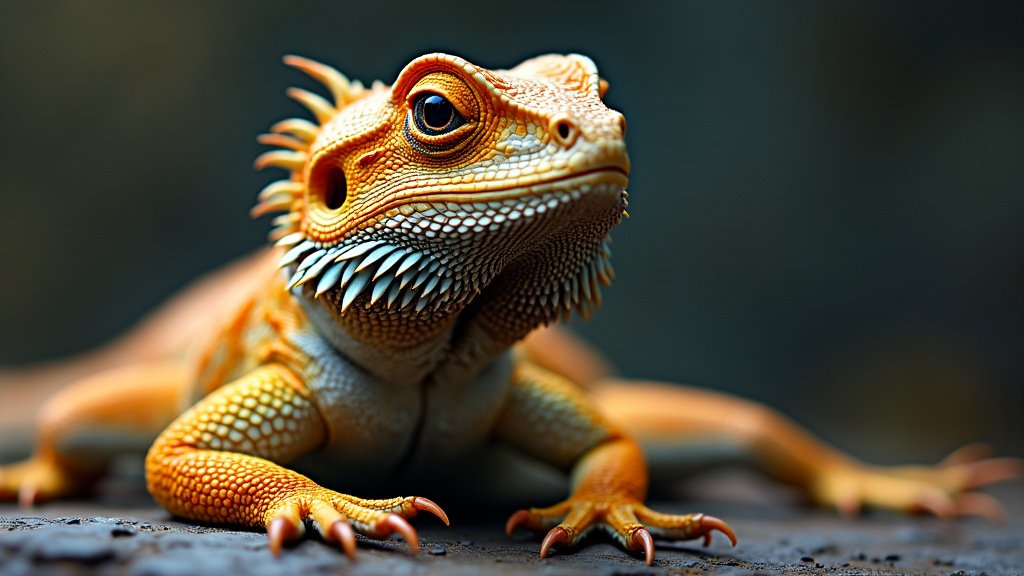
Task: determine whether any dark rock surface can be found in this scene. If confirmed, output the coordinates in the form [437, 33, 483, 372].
[1, 483, 1021, 575]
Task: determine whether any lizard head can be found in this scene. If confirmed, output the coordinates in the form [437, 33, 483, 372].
[254, 53, 628, 341]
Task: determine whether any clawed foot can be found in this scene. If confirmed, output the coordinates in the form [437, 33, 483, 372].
[506, 497, 736, 565]
[265, 493, 449, 557]
[0, 457, 85, 506]
[812, 443, 1023, 521]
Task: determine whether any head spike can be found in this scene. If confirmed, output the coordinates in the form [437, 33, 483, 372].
[283, 55, 354, 106]
[271, 118, 320, 142]
[254, 150, 307, 172]
[286, 87, 336, 125]
[257, 180, 304, 203]
[257, 133, 307, 151]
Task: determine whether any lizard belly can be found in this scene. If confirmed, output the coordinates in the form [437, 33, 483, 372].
[412, 352, 515, 467]
[289, 328, 420, 479]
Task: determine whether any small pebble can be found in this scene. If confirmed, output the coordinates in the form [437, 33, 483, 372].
[428, 545, 446, 556]
[111, 526, 136, 538]
[800, 556, 814, 562]
[885, 553, 900, 562]
[458, 540, 473, 546]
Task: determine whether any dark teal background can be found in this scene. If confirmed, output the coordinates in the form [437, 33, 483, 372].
[1, 1, 1021, 460]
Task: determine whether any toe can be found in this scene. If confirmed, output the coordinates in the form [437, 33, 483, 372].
[539, 526, 569, 559]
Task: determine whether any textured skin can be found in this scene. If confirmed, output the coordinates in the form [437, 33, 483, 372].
[1, 53, 1020, 565]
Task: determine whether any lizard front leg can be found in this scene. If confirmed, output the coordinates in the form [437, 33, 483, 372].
[145, 363, 447, 557]
[497, 361, 735, 565]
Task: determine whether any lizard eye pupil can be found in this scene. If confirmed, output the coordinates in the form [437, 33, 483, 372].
[413, 93, 463, 135]
[421, 94, 454, 129]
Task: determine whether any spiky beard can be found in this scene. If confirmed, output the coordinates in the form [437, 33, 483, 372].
[277, 180, 624, 326]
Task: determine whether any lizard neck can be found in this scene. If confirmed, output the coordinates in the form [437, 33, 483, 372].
[296, 286, 458, 386]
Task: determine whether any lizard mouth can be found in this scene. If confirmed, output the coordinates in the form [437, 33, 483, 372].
[361, 165, 629, 228]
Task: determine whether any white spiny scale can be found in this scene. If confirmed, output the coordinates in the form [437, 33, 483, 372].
[296, 249, 327, 273]
[330, 243, 362, 262]
[421, 275, 441, 298]
[415, 296, 430, 313]
[400, 287, 418, 309]
[337, 257, 362, 291]
[439, 277, 453, 295]
[279, 240, 315, 268]
[571, 276, 580, 304]
[334, 240, 382, 262]
[373, 249, 408, 280]
[340, 269, 374, 312]
[355, 245, 397, 273]
[296, 248, 338, 287]
[397, 265, 420, 290]
[410, 268, 433, 290]
[274, 232, 306, 248]
[287, 267, 306, 289]
[551, 289, 560, 308]
[395, 251, 424, 276]
[368, 273, 395, 306]
[580, 265, 592, 301]
[386, 282, 403, 308]
[315, 262, 347, 297]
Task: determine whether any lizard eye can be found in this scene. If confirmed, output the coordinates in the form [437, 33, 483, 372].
[413, 93, 464, 135]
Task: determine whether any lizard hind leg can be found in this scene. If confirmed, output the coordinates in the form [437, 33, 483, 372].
[591, 378, 1023, 521]
[0, 362, 190, 504]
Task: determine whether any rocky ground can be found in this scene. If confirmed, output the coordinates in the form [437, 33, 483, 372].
[1, 478, 1021, 575]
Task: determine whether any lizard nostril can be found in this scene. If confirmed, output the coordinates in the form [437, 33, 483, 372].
[550, 115, 579, 148]
[557, 121, 571, 140]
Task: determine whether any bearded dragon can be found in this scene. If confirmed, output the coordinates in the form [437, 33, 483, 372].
[0, 53, 1019, 565]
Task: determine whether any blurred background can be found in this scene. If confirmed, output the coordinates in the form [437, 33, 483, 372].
[0, 1, 1021, 463]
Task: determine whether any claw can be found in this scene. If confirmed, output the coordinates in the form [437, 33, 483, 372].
[17, 482, 37, 509]
[955, 492, 1007, 524]
[412, 496, 450, 526]
[697, 514, 737, 547]
[630, 527, 655, 565]
[268, 516, 303, 556]
[505, 509, 531, 536]
[942, 443, 993, 466]
[963, 458, 1024, 489]
[384, 513, 420, 555]
[539, 526, 569, 559]
[329, 520, 357, 559]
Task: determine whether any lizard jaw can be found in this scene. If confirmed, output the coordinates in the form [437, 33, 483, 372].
[277, 172, 624, 321]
